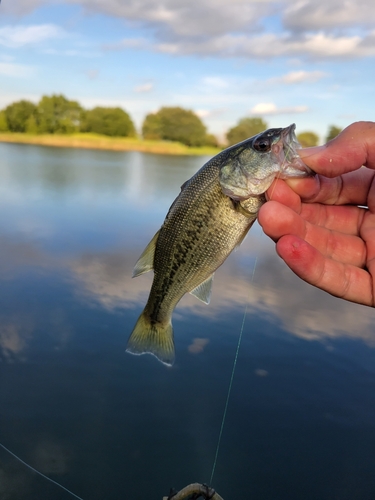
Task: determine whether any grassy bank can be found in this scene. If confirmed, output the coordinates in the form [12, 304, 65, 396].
[0, 132, 222, 156]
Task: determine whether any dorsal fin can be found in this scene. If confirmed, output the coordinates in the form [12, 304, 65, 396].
[132, 230, 160, 278]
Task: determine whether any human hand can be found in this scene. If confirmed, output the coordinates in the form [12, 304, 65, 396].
[258, 121, 375, 306]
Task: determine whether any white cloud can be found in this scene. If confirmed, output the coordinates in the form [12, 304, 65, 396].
[42, 48, 100, 58]
[0, 0, 48, 15]
[201, 76, 230, 89]
[5, 0, 369, 37]
[106, 30, 375, 61]
[267, 70, 327, 85]
[195, 109, 211, 119]
[72, 0, 375, 61]
[4, 1, 374, 61]
[195, 108, 227, 119]
[250, 102, 309, 115]
[67, 0, 375, 45]
[103, 37, 149, 51]
[0, 62, 35, 78]
[158, 31, 375, 59]
[134, 82, 154, 93]
[300, 32, 364, 58]
[283, 0, 375, 32]
[69, 0, 271, 38]
[0, 24, 65, 48]
[84, 69, 99, 80]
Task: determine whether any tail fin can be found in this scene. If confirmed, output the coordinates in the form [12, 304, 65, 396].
[126, 311, 175, 366]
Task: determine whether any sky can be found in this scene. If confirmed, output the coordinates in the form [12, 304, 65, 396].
[0, 0, 374, 142]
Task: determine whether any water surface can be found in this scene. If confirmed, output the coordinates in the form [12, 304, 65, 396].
[1, 142, 375, 500]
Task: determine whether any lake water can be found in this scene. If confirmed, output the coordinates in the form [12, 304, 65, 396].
[0, 142, 375, 500]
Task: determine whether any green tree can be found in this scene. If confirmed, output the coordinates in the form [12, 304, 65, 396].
[142, 112, 162, 140]
[226, 117, 268, 146]
[205, 133, 219, 148]
[4, 100, 37, 132]
[326, 125, 342, 143]
[297, 131, 319, 148]
[0, 110, 8, 132]
[37, 94, 82, 134]
[142, 107, 207, 147]
[25, 114, 38, 134]
[81, 106, 136, 137]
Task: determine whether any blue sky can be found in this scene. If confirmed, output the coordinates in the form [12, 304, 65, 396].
[1, 0, 374, 142]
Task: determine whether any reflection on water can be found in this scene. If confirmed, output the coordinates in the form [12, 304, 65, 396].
[1, 142, 375, 499]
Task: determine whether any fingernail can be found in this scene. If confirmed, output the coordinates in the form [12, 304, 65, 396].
[285, 178, 303, 188]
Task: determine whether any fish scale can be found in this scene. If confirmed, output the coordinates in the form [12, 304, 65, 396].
[149, 174, 258, 321]
[128, 125, 313, 365]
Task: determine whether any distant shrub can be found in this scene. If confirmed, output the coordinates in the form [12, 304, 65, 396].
[81, 107, 136, 137]
[297, 131, 319, 148]
[5, 100, 37, 132]
[326, 125, 342, 143]
[25, 114, 39, 134]
[37, 94, 82, 134]
[0, 110, 8, 132]
[142, 107, 208, 147]
[226, 117, 268, 146]
[204, 133, 219, 148]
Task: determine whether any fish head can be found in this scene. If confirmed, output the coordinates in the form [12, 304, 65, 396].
[219, 124, 314, 200]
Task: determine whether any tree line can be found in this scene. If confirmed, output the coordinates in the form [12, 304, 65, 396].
[0, 94, 342, 147]
[225, 118, 342, 147]
[0, 95, 136, 138]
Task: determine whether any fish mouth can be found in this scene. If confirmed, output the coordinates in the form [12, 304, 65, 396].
[276, 123, 314, 178]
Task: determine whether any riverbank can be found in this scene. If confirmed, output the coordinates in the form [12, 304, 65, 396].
[0, 132, 222, 156]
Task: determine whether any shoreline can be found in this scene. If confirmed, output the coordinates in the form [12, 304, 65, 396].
[0, 133, 221, 157]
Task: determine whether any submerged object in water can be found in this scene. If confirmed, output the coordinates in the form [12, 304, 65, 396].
[162, 482, 224, 499]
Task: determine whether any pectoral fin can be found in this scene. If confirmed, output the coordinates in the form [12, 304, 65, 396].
[232, 199, 256, 219]
[132, 230, 160, 278]
[189, 274, 214, 304]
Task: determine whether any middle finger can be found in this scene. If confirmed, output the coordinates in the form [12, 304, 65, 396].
[260, 201, 367, 268]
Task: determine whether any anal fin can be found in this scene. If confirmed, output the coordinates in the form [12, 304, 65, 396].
[189, 274, 214, 304]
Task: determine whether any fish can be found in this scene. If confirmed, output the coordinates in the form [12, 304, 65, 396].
[127, 124, 313, 366]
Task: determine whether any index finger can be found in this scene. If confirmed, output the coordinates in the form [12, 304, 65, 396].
[299, 121, 375, 176]
[285, 167, 375, 206]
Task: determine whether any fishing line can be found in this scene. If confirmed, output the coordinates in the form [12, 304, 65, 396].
[209, 257, 258, 486]
[0, 442, 84, 500]
[210, 136, 299, 485]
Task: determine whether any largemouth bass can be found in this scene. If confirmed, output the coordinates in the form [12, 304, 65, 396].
[128, 124, 313, 365]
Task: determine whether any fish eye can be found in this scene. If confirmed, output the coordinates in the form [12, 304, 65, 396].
[253, 138, 271, 152]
